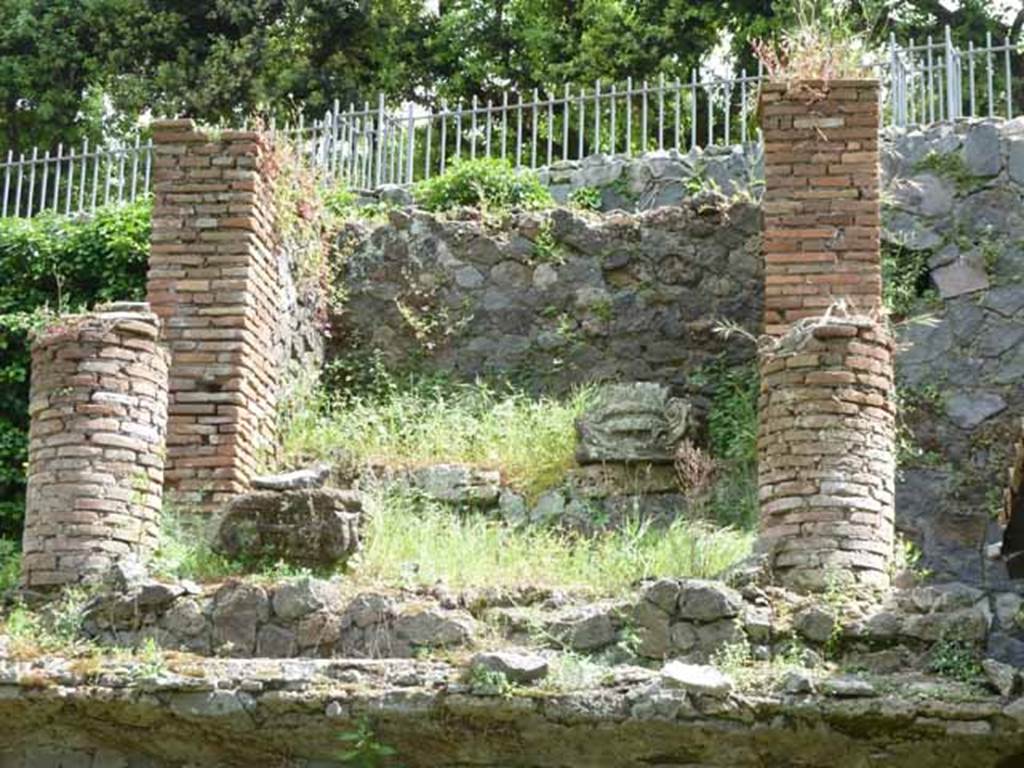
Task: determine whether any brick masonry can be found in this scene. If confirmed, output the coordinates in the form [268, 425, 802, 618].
[147, 120, 284, 508]
[757, 316, 896, 590]
[760, 80, 882, 336]
[21, 305, 169, 589]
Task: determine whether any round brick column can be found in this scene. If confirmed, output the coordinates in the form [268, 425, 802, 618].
[21, 303, 169, 589]
[757, 315, 895, 590]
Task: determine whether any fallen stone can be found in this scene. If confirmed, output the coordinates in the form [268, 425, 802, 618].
[394, 608, 475, 647]
[794, 606, 837, 645]
[409, 464, 502, 506]
[272, 577, 333, 621]
[472, 651, 549, 684]
[820, 675, 877, 698]
[212, 489, 362, 568]
[676, 580, 743, 622]
[982, 658, 1018, 697]
[251, 464, 330, 491]
[660, 661, 733, 698]
[575, 382, 691, 464]
[782, 670, 815, 694]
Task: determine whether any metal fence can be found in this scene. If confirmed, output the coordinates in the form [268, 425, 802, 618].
[1, 136, 152, 219]
[1, 25, 1021, 219]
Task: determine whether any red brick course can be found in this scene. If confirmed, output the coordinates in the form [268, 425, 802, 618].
[760, 80, 882, 335]
[147, 120, 283, 508]
[21, 306, 169, 588]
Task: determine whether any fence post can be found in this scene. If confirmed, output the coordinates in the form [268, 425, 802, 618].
[375, 93, 386, 188]
[945, 25, 959, 120]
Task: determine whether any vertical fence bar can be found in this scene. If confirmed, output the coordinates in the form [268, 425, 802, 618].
[375, 93, 386, 187]
[641, 80, 648, 152]
[626, 77, 633, 155]
[130, 135, 140, 201]
[425, 113, 433, 181]
[143, 139, 152, 198]
[547, 93, 554, 165]
[471, 95, 478, 159]
[674, 77, 682, 150]
[455, 101, 463, 160]
[707, 83, 715, 146]
[969, 41, 977, 117]
[724, 81, 732, 144]
[91, 143, 100, 211]
[40, 150, 50, 214]
[64, 148, 74, 215]
[2, 150, 11, 218]
[78, 139, 87, 213]
[987, 31, 995, 117]
[1006, 36, 1013, 119]
[610, 83, 617, 155]
[440, 101, 448, 174]
[26, 147, 37, 218]
[502, 91, 509, 160]
[740, 71, 748, 143]
[117, 145, 126, 203]
[593, 80, 601, 155]
[690, 70, 698, 149]
[485, 99, 493, 159]
[406, 103, 415, 184]
[531, 88, 539, 168]
[14, 152, 24, 218]
[562, 84, 570, 162]
[945, 26, 957, 120]
[578, 86, 585, 159]
[52, 144, 62, 212]
[657, 73, 665, 150]
[516, 93, 524, 168]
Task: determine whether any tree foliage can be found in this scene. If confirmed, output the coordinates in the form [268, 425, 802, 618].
[1, 0, 1020, 156]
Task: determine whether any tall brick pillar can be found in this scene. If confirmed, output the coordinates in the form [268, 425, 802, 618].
[760, 80, 881, 336]
[148, 120, 282, 507]
[756, 80, 894, 590]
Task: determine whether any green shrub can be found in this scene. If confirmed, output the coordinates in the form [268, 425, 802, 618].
[0, 537, 20, 593]
[0, 199, 151, 538]
[705, 363, 759, 465]
[568, 186, 603, 211]
[413, 158, 552, 212]
[882, 242, 933, 318]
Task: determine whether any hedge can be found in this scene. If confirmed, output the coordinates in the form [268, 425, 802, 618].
[0, 199, 151, 540]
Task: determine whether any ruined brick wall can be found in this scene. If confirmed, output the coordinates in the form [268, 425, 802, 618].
[21, 305, 168, 589]
[147, 120, 283, 508]
[757, 316, 896, 590]
[760, 80, 881, 336]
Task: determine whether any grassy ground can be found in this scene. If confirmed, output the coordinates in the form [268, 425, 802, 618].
[151, 486, 753, 596]
[282, 378, 594, 501]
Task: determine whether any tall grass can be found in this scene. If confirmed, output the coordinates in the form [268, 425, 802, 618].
[352, 487, 753, 595]
[283, 379, 593, 500]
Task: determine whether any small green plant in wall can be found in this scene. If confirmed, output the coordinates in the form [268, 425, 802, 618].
[568, 186, 602, 212]
[336, 717, 400, 767]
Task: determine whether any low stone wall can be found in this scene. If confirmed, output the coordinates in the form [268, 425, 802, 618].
[21, 306, 169, 589]
[758, 316, 896, 590]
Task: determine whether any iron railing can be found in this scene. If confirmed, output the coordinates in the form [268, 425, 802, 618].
[0, 26, 1020, 219]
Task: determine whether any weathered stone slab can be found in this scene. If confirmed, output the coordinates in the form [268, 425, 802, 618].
[212, 489, 362, 568]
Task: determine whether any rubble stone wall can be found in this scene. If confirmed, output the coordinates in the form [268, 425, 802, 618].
[21, 306, 169, 589]
[758, 318, 896, 590]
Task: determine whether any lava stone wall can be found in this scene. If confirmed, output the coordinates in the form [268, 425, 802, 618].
[21, 305, 169, 589]
[757, 318, 896, 590]
[335, 201, 762, 398]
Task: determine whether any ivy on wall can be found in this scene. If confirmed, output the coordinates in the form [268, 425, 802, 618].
[0, 199, 151, 540]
